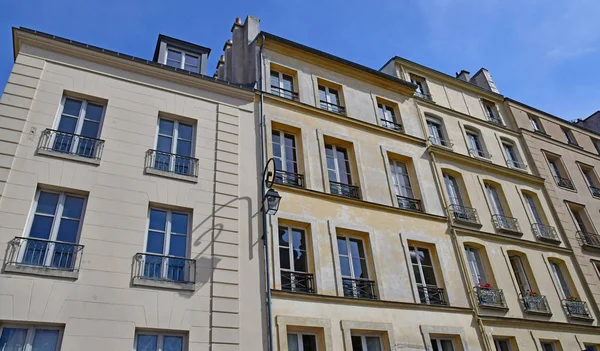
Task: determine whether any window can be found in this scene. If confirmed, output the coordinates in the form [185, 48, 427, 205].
[326, 143, 358, 198]
[584, 344, 598, 351]
[540, 341, 557, 351]
[523, 193, 544, 225]
[288, 332, 317, 351]
[494, 339, 512, 351]
[430, 338, 455, 351]
[465, 246, 488, 285]
[465, 128, 488, 158]
[50, 97, 105, 158]
[523, 192, 557, 241]
[410, 74, 431, 100]
[580, 165, 600, 197]
[270, 70, 296, 100]
[444, 174, 464, 207]
[409, 245, 445, 305]
[549, 261, 572, 299]
[502, 141, 524, 169]
[318, 84, 344, 114]
[144, 208, 190, 282]
[485, 183, 507, 216]
[389, 159, 420, 211]
[152, 118, 196, 177]
[279, 226, 313, 293]
[0, 325, 62, 350]
[570, 206, 593, 234]
[21, 189, 86, 270]
[530, 115, 544, 133]
[377, 102, 402, 132]
[482, 100, 502, 125]
[272, 130, 302, 186]
[593, 139, 600, 154]
[562, 127, 577, 146]
[165, 47, 200, 73]
[135, 331, 185, 351]
[351, 334, 382, 351]
[427, 117, 449, 147]
[338, 236, 375, 299]
[509, 255, 531, 293]
[546, 156, 574, 189]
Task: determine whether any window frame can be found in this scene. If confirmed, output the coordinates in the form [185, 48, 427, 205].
[337, 235, 369, 280]
[540, 341, 557, 351]
[426, 117, 448, 146]
[485, 183, 507, 216]
[318, 84, 342, 112]
[377, 101, 400, 130]
[144, 207, 191, 260]
[464, 246, 488, 285]
[155, 117, 196, 157]
[430, 337, 456, 351]
[501, 140, 521, 168]
[561, 127, 578, 146]
[0, 324, 64, 351]
[270, 69, 296, 96]
[529, 115, 544, 133]
[389, 159, 414, 199]
[325, 143, 354, 186]
[522, 192, 545, 225]
[465, 128, 486, 157]
[134, 330, 187, 351]
[493, 338, 513, 351]
[351, 333, 383, 351]
[278, 225, 309, 274]
[164, 47, 200, 73]
[549, 260, 573, 299]
[287, 331, 319, 351]
[443, 173, 465, 206]
[409, 74, 430, 96]
[482, 100, 502, 124]
[52, 96, 106, 153]
[272, 129, 299, 174]
[508, 254, 532, 293]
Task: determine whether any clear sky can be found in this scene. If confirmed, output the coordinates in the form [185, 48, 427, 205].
[1, 0, 599, 121]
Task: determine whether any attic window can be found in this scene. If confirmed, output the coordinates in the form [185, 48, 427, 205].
[165, 48, 200, 73]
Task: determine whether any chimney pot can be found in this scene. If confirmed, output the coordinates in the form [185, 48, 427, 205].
[235, 17, 242, 24]
[456, 70, 471, 82]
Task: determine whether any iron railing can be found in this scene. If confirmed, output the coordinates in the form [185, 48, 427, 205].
[145, 149, 199, 178]
[329, 180, 360, 199]
[554, 176, 575, 190]
[474, 286, 507, 308]
[532, 223, 560, 242]
[270, 86, 299, 101]
[342, 277, 377, 299]
[414, 91, 433, 100]
[417, 286, 448, 305]
[380, 119, 403, 133]
[492, 214, 521, 233]
[507, 159, 527, 170]
[470, 149, 492, 160]
[448, 204, 480, 225]
[281, 270, 314, 293]
[486, 114, 504, 126]
[563, 299, 592, 319]
[134, 252, 195, 284]
[274, 170, 305, 188]
[590, 186, 600, 197]
[428, 136, 453, 148]
[38, 129, 105, 160]
[6, 237, 84, 271]
[520, 293, 551, 314]
[397, 195, 422, 212]
[319, 100, 346, 115]
[578, 231, 600, 249]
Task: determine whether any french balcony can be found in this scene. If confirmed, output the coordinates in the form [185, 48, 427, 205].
[486, 114, 504, 126]
[590, 186, 600, 197]
[492, 214, 521, 234]
[281, 270, 315, 293]
[469, 149, 492, 161]
[319, 100, 346, 115]
[5, 237, 84, 279]
[554, 176, 575, 190]
[474, 286, 508, 309]
[133, 253, 196, 290]
[428, 136, 453, 149]
[270, 86, 299, 101]
[342, 277, 377, 300]
[397, 195, 422, 212]
[274, 169, 305, 188]
[414, 91, 433, 101]
[448, 204, 480, 226]
[417, 286, 448, 306]
[577, 231, 600, 251]
[507, 159, 527, 170]
[37, 128, 104, 164]
[520, 293, 551, 315]
[562, 299, 593, 321]
[144, 149, 199, 181]
[532, 223, 560, 243]
[380, 119, 404, 133]
[329, 180, 360, 200]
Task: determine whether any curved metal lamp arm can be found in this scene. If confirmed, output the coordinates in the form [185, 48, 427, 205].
[263, 157, 277, 189]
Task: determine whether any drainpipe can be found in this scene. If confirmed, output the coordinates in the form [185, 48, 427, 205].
[429, 152, 494, 351]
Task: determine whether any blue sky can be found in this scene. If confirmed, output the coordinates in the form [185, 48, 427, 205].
[1, 0, 599, 120]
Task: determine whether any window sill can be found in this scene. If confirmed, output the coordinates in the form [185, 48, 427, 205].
[452, 218, 483, 228]
[478, 303, 509, 311]
[37, 149, 101, 165]
[132, 277, 195, 291]
[4, 264, 79, 279]
[556, 184, 577, 193]
[144, 168, 198, 183]
[523, 309, 552, 317]
[536, 236, 562, 245]
[581, 243, 600, 254]
[567, 314, 594, 322]
[495, 228, 523, 237]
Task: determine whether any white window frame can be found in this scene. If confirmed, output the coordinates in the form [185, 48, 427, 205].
[431, 337, 456, 351]
[523, 193, 544, 225]
[351, 334, 383, 351]
[164, 47, 200, 73]
[562, 127, 577, 145]
[134, 331, 187, 351]
[52, 96, 106, 152]
[377, 102, 398, 126]
[494, 338, 512, 351]
[0, 324, 64, 351]
[509, 255, 531, 293]
[318, 84, 341, 111]
[581, 166, 598, 188]
[287, 332, 319, 351]
[427, 117, 446, 145]
[272, 130, 298, 174]
[270, 70, 295, 96]
[549, 261, 573, 299]
[338, 236, 369, 280]
[443, 173, 464, 206]
[389, 159, 414, 199]
[465, 129, 485, 156]
[540, 341, 557, 351]
[154, 117, 196, 171]
[278, 225, 309, 273]
[409, 245, 440, 304]
[325, 144, 353, 185]
[410, 74, 429, 95]
[485, 183, 506, 216]
[482, 100, 501, 123]
[530, 116, 544, 132]
[502, 141, 520, 168]
[465, 246, 488, 285]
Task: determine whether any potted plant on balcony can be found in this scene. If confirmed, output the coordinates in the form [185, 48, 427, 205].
[524, 289, 538, 297]
[566, 295, 580, 302]
[477, 282, 492, 289]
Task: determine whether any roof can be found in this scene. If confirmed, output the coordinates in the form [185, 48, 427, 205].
[152, 34, 212, 62]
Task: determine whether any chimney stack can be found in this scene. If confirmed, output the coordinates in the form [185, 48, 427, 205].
[456, 70, 470, 82]
[470, 68, 499, 94]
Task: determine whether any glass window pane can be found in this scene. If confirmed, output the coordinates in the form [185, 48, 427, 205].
[293, 249, 307, 272]
[37, 192, 59, 215]
[279, 227, 290, 247]
[56, 218, 79, 243]
[413, 265, 423, 284]
[279, 247, 290, 269]
[31, 329, 59, 351]
[0, 328, 28, 351]
[302, 334, 317, 351]
[340, 256, 351, 277]
[287, 334, 299, 351]
[157, 136, 173, 153]
[178, 123, 193, 140]
[136, 334, 158, 351]
[185, 55, 199, 67]
[163, 336, 183, 351]
[291, 229, 306, 251]
[171, 213, 189, 234]
[431, 339, 440, 351]
[167, 50, 182, 62]
[409, 247, 417, 264]
[441, 339, 454, 351]
[337, 238, 348, 255]
[149, 210, 167, 231]
[176, 140, 192, 157]
[57, 116, 78, 134]
[63, 98, 82, 116]
[366, 336, 382, 351]
[422, 266, 437, 285]
[351, 336, 364, 351]
[349, 239, 364, 258]
[85, 103, 103, 122]
[352, 258, 367, 278]
[63, 196, 84, 219]
[147, 231, 165, 254]
[418, 248, 433, 266]
[29, 215, 55, 239]
[159, 119, 175, 136]
[80, 121, 100, 138]
[169, 234, 187, 257]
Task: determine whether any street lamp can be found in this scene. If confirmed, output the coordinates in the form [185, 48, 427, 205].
[262, 157, 282, 215]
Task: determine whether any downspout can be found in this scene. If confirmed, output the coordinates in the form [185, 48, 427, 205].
[429, 151, 494, 351]
[257, 34, 274, 351]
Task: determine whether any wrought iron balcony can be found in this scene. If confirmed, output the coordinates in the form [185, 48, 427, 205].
[380, 119, 404, 133]
[270, 86, 299, 101]
[319, 100, 346, 115]
[486, 114, 504, 126]
[474, 286, 507, 309]
[590, 186, 600, 197]
[448, 204, 480, 225]
[134, 252, 195, 284]
[342, 277, 377, 299]
[38, 128, 105, 160]
[554, 176, 575, 190]
[578, 231, 600, 249]
[397, 195, 422, 212]
[520, 293, 551, 314]
[492, 214, 521, 234]
[281, 270, 314, 293]
[414, 91, 433, 101]
[6, 236, 84, 271]
[562, 299, 593, 320]
[532, 223, 560, 242]
[329, 180, 360, 199]
[145, 149, 199, 178]
[507, 159, 527, 170]
[417, 286, 448, 305]
[428, 136, 453, 148]
[470, 149, 492, 160]
[274, 170, 305, 188]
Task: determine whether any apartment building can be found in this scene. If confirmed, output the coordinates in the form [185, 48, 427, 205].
[0, 28, 265, 350]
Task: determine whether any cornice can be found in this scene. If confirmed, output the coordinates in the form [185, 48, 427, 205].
[480, 315, 598, 331]
[522, 128, 600, 161]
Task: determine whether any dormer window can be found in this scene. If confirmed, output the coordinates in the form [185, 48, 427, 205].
[165, 48, 200, 73]
[410, 74, 432, 100]
[482, 100, 503, 125]
[153, 34, 210, 75]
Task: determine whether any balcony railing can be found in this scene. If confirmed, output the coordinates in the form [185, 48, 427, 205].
[417, 286, 448, 305]
[532, 223, 560, 242]
[474, 286, 507, 309]
[414, 91, 433, 101]
[342, 277, 377, 299]
[38, 129, 105, 160]
[274, 170, 305, 188]
[486, 114, 504, 126]
[448, 204, 480, 225]
[319, 100, 346, 115]
[507, 159, 527, 170]
[6, 237, 84, 271]
[134, 252, 195, 284]
[428, 136, 453, 148]
[470, 149, 492, 160]
[145, 149, 199, 178]
[520, 293, 551, 314]
[281, 270, 314, 293]
[329, 180, 360, 199]
[578, 231, 600, 249]
[270, 86, 299, 101]
[554, 176, 575, 190]
[397, 195, 422, 212]
[492, 214, 521, 233]
[563, 299, 592, 319]
[590, 186, 600, 197]
[380, 119, 404, 133]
